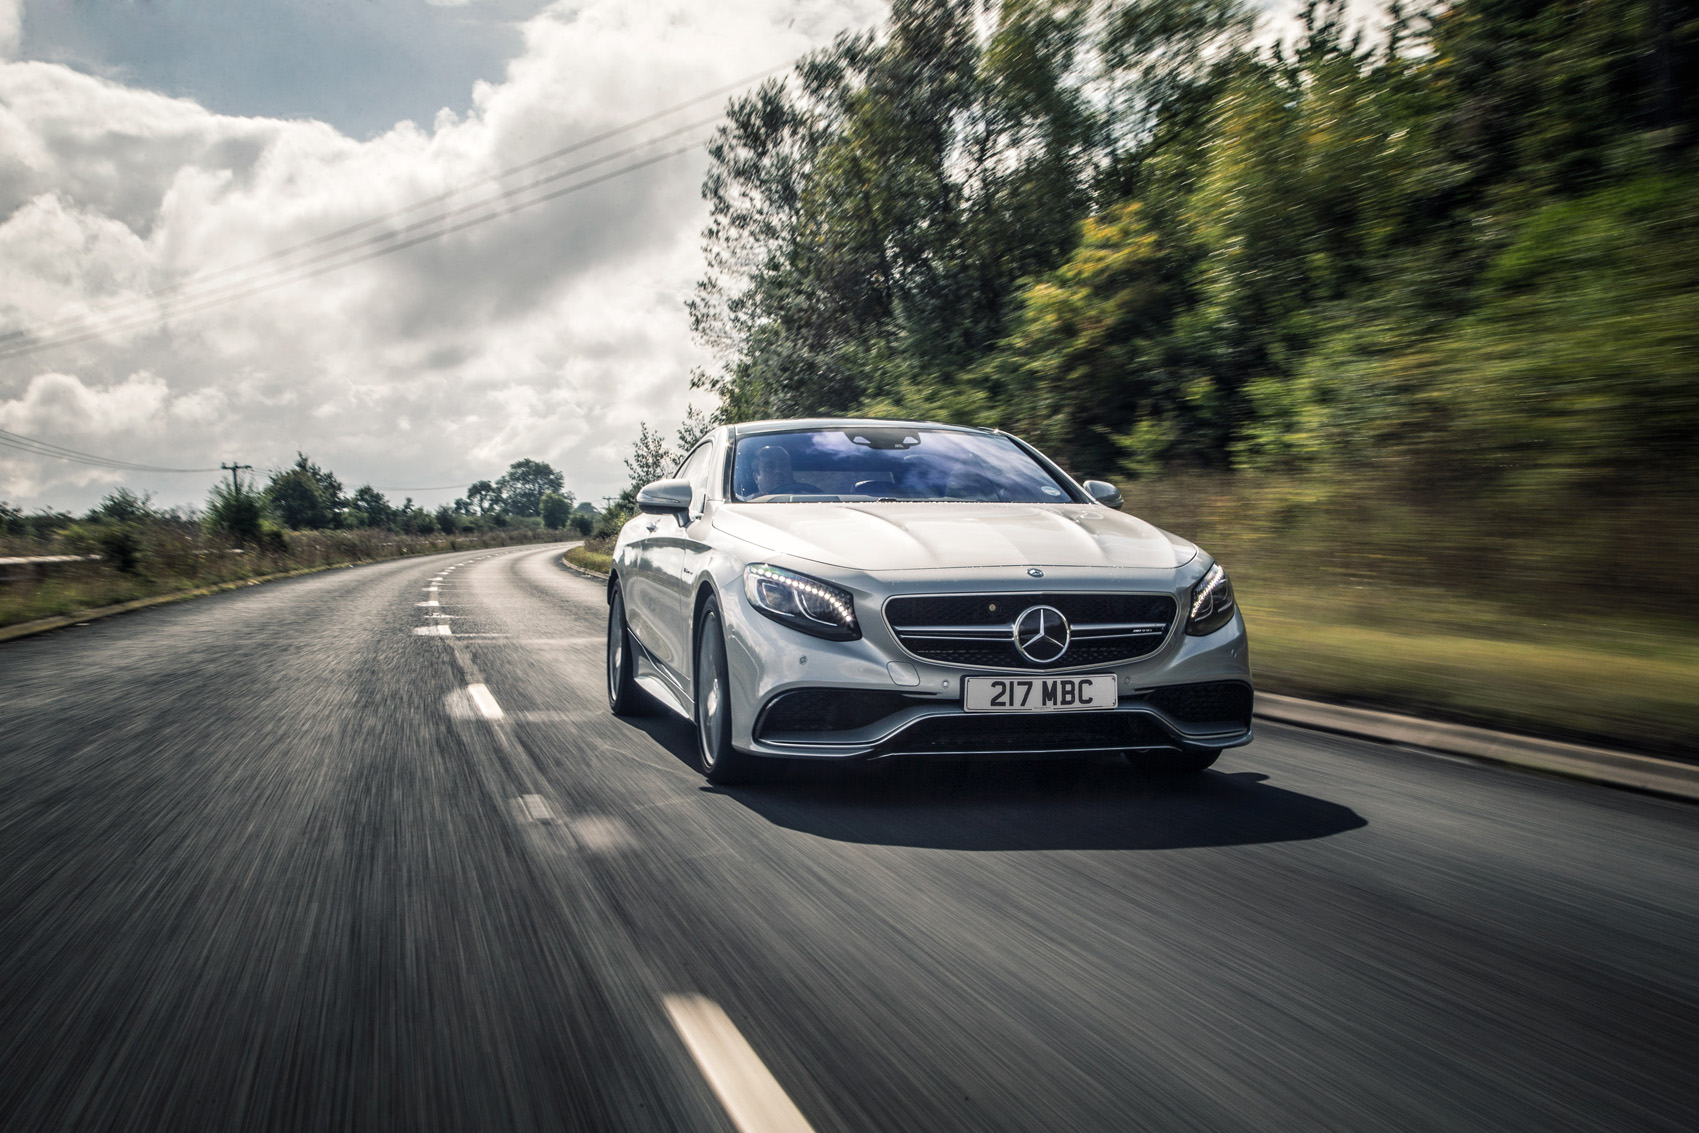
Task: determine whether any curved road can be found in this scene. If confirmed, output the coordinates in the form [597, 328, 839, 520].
[1, 544, 1695, 1131]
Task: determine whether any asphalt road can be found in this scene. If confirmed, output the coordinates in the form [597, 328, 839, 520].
[2, 543, 1696, 1132]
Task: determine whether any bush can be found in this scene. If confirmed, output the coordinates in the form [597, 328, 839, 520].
[64, 521, 143, 573]
[204, 480, 266, 545]
[86, 488, 156, 524]
[591, 506, 630, 540]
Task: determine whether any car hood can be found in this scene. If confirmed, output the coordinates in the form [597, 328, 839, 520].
[712, 502, 1196, 572]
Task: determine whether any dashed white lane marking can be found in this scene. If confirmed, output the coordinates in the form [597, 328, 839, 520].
[413, 624, 452, 636]
[416, 600, 440, 607]
[665, 995, 816, 1133]
[511, 794, 558, 824]
[507, 709, 597, 723]
[569, 815, 637, 851]
[466, 682, 505, 720]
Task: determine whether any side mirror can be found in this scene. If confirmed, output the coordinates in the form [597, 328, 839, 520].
[636, 478, 693, 516]
[1082, 480, 1123, 509]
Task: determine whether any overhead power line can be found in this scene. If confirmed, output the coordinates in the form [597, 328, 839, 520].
[367, 484, 468, 493]
[0, 60, 795, 360]
[1, 114, 720, 351]
[0, 427, 221, 473]
[0, 138, 710, 361]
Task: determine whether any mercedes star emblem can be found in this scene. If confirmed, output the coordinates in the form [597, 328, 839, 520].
[1013, 605, 1070, 664]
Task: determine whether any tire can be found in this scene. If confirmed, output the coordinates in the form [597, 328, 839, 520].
[1128, 747, 1220, 775]
[606, 584, 647, 716]
[694, 599, 775, 785]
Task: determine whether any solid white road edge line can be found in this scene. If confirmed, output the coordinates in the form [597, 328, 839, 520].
[664, 995, 816, 1133]
[466, 682, 505, 720]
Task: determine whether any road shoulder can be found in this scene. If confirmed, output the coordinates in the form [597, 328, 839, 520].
[1257, 693, 1699, 802]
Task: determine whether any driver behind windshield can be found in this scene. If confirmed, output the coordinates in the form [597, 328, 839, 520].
[752, 445, 821, 497]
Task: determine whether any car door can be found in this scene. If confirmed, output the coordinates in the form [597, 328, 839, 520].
[620, 509, 669, 662]
[668, 440, 721, 692]
[644, 440, 715, 679]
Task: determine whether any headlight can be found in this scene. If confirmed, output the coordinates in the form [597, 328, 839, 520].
[743, 564, 861, 641]
[1186, 562, 1236, 636]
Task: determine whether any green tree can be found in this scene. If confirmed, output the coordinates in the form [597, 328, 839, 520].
[493, 460, 564, 517]
[348, 485, 396, 529]
[974, 201, 1184, 475]
[539, 491, 572, 529]
[267, 454, 343, 530]
[625, 422, 674, 490]
[465, 480, 500, 515]
[693, 0, 1097, 420]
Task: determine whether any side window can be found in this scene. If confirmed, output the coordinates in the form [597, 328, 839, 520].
[674, 442, 715, 510]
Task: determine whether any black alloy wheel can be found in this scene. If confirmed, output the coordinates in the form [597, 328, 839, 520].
[694, 598, 773, 785]
[606, 584, 646, 716]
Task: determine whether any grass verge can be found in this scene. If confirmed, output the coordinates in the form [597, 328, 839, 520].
[564, 537, 613, 576]
[1239, 579, 1699, 760]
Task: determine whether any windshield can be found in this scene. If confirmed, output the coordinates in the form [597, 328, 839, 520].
[729, 427, 1078, 504]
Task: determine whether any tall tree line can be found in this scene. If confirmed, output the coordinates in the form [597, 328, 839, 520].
[693, 0, 1698, 521]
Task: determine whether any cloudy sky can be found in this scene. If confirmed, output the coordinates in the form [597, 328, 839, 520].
[0, 0, 883, 513]
[0, 0, 1336, 516]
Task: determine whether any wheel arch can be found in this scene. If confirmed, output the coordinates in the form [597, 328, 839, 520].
[690, 578, 723, 684]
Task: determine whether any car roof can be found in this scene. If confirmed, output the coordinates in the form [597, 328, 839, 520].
[726, 417, 993, 439]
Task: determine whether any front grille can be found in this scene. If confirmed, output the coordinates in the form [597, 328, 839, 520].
[884, 592, 1177, 670]
[757, 688, 918, 736]
[873, 711, 1174, 757]
[1144, 681, 1254, 729]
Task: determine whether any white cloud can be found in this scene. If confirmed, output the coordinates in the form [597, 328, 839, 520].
[0, 0, 19, 62]
[0, 0, 884, 511]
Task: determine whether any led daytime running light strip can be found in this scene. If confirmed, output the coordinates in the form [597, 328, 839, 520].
[1191, 563, 1228, 619]
[749, 564, 855, 626]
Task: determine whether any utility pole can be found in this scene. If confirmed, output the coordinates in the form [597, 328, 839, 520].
[220, 462, 252, 491]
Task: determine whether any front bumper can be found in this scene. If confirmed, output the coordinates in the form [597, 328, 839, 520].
[754, 682, 1253, 760]
[717, 562, 1254, 760]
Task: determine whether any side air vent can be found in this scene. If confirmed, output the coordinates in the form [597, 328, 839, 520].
[1144, 681, 1254, 730]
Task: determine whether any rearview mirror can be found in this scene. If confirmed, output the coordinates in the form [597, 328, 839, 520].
[636, 478, 693, 516]
[1082, 480, 1123, 509]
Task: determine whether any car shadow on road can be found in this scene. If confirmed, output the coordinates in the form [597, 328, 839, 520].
[713, 757, 1367, 852]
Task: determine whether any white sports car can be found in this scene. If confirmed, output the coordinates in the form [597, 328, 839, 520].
[606, 419, 1252, 783]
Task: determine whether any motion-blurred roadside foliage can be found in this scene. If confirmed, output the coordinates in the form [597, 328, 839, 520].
[693, 0, 1699, 749]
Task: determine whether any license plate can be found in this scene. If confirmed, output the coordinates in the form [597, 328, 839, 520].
[962, 674, 1118, 713]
